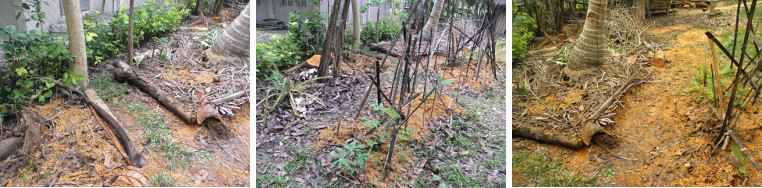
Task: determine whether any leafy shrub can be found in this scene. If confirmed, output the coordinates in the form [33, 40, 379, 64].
[110, 0, 189, 49]
[331, 141, 369, 175]
[256, 35, 300, 75]
[512, 13, 536, 60]
[0, 25, 77, 107]
[83, 13, 120, 64]
[287, 11, 327, 58]
[360, 18, 401, 44]
[83, 0, 188, 64]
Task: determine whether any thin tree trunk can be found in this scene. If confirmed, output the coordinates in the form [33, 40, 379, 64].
[128, 0, 134, 68]
[634, 0, 646, 26]
[352, 0, 360, 45]
[63, 0, 89, 88]
[565, 0, 607, 80]
[421, 0, 445, 41]
[211, 3, 250, 57]
[213, 0, 227, 16]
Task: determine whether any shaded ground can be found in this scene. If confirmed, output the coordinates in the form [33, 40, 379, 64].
[0, 16, 250, 186]
[256, 36, 507, 187]
[513, 2, 762, 187]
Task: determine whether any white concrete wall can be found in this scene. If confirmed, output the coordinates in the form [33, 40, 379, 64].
[255, 0, 400, 29]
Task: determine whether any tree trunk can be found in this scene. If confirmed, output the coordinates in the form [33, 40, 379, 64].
[633, 0, 646, 25]
[534, 2, 545, 36]
[565, 0, 607, 80]
[421, 0, 445, 41]
[211, 3, 250, 57]
[213, 0, 227, 16]
[128, 0, 134, 68]
[352, 0, 360, 45]
[62, 0, 89, 88]
[375, 3, 380, 43]
[193, 0, 204, 15]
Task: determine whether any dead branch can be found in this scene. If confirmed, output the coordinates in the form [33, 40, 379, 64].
[113, 61, 197, 124]
[38, 77, 146, 167]
[211, 91, 248, 105]
[368, 43, 403, 58]
[513, 124, 586, 149]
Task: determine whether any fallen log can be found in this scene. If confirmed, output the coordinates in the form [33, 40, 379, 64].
[85, 89, 131, 165]
[368, 43, 403, 58]
[653, 50, 667, 68]
[39, 77, 146, 167]
[113, 61, 196, 124]
[513, 124, 586, 149]
[0, 137, 22, 161]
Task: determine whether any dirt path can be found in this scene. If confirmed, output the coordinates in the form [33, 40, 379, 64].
[515, 2, 762, 186]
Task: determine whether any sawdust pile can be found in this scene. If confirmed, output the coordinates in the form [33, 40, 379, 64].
[4, 99, 127, 186]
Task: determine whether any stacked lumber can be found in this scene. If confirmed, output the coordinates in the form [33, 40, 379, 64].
[673, 0, 712, 8]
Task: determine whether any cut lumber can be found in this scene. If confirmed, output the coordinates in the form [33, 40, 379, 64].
[513, 124, 586, 149]
[0, 137, 22, 161]
[39, 77, 146, 167]
[113, 61, 196, 125]
[283, 55, 322, 74]
[653, 50, 667, 68]
[368, 43, 402, 58]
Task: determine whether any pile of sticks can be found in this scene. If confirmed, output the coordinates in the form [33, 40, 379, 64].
[705, 0, 762, 173]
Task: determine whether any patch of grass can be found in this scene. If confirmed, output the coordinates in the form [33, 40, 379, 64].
[119, 102, 213, 170]
[150, 172, 177, 187]
[284, 145, 316, 174]
[257, 171, 291, 187]
[90, 74, 131, 102]
[436, 161, 486, 186]
[512, 149, 616, 186]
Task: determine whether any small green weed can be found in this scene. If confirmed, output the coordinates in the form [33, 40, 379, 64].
[513, 149, 616, 186]
[119, 102, 213, 170]
[330, 141, 369, 175]
[150, 172, 177, 187]
[256, 72, 328, 124]
[91, 74, 131, 102]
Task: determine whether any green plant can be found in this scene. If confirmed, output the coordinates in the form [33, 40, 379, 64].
[547, 43, 571, 65]
[195, 27, 222, 48]
[287, 11, 327, 58]
[0, 25, 76, 108]
[513, 150, 616, 186]
[83, 12, 120, 64]
[330, 141, 369, 175]
[257, 72, 328, 123]
[91, 74, 131, 102]
[111, 0, 189, 49]
[151, 172, 177, 186]
[732, 145, 749, 175]
[686, 64, 750, 106]
[360, 18, 401, 45]
[512, 13, 536, 60]
[284, 146, 316, 173]
[255, 35, 300, 75]
[120, 102, 213, 170]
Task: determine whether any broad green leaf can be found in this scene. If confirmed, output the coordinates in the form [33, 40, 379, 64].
[732, 145, 747, 166]
[15, 67, 27, 76]
[440, 78, 456, 86]
[433, 174, 441, 180]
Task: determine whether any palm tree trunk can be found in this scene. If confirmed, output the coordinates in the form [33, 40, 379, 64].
[211, 3, 250, 57]
[421, 0, 445, 41]
[63, 0, 89, 88]
[565, 0, 607, 80]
